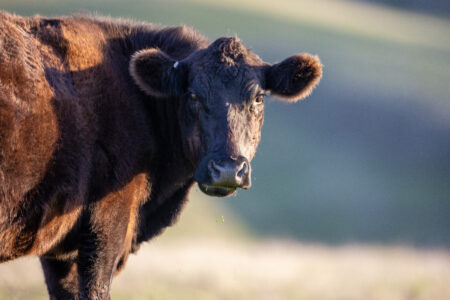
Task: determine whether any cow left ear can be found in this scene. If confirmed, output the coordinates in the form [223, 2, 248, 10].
[264, 54, 322, 102]
[129, 48, 187, 98]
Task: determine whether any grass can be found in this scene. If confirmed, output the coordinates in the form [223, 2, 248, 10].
[1, 191, 450, 299]
[113, 239, 450, 300]
[2, 239, 450, 299]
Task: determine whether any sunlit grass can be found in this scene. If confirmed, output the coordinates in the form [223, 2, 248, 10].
[113, 239, 450, 300]
[1, 191, 450, 299]
[2, 236, 450, 299]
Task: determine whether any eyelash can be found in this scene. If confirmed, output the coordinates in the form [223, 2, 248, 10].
[187, 91, 264, 110]
[190, 92, 199, 101]
[254, 94, 265, 104]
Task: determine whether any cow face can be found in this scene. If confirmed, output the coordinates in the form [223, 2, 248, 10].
[130, 37, 322, 197]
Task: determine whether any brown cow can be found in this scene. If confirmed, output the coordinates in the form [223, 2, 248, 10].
[0, 12, 322, 299]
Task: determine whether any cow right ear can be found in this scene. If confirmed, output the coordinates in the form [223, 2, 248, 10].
[129, 48, 187, 98]
[264, 54, 322, 102]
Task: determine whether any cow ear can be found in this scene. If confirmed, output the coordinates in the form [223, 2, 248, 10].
[129, 48, 187, 98]
[264, 54, 322, 102]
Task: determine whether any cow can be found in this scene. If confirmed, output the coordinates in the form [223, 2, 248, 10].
[0, 11, 322, 299]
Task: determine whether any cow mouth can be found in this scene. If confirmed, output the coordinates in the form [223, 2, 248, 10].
[198, 183, 237, 197]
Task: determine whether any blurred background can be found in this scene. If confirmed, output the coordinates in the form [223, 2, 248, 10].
[0, 0, 449, 299]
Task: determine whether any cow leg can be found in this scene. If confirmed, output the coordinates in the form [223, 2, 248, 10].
[77, 205, 130, 300]
[77, 223, 119, 300]
[40, 258, 78, 300]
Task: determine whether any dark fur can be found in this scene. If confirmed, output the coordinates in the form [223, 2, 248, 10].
[266, 54, 322, 101]
[0, 11, 321, 299]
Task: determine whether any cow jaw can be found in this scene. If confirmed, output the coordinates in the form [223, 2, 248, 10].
[198, 183, 237, 197]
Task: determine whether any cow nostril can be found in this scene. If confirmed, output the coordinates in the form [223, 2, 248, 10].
[207, 159, 248, 186]
[236, 161, 247, 179]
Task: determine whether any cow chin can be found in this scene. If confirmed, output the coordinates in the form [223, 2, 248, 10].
[198, 183, 237, 197]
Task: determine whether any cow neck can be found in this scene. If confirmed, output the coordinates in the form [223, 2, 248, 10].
[118, 25, 206, 171]
[100, 21, 204, 196]
[147, 95, 193, 174]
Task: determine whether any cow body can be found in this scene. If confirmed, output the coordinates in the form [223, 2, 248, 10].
[0, 12, 321, 299]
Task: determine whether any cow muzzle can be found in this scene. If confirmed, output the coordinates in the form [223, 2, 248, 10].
[195, 156, 251, 197]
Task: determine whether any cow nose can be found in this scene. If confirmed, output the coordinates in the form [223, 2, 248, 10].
[207, 157, 250, 188]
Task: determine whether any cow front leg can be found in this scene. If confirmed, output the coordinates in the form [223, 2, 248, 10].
[40, 257, 78, 300]
[77, 205, 129, 300]
[77, 232, 115, 300]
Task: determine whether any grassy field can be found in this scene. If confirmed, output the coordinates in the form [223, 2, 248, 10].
[2, 240, 450, 300]
[0, 0, 450, 298]
[1, 191, 450, 300]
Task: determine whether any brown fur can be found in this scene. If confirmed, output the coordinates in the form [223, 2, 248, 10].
[0, 11, 321, 299]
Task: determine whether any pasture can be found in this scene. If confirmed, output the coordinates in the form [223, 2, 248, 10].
[1, 190, 450, 299]
[0, 0, 449, 298]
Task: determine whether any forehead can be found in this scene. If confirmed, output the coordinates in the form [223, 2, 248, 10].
[188, 37, 265, 100]
[194, 36, 263, 66]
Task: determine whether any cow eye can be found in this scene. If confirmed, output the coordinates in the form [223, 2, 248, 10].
[190, 92, 198, 101]
[255, 94, 264, 104]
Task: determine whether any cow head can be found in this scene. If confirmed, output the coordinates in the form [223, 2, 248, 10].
[130, 37, 322, 197]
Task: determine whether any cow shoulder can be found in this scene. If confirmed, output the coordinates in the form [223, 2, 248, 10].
[0, 13, 58, 205]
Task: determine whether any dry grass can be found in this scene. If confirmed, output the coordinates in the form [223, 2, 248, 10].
[1, 238, 449, 300]
[1, 193, 449, 299]
[114, 238, 450, 300]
